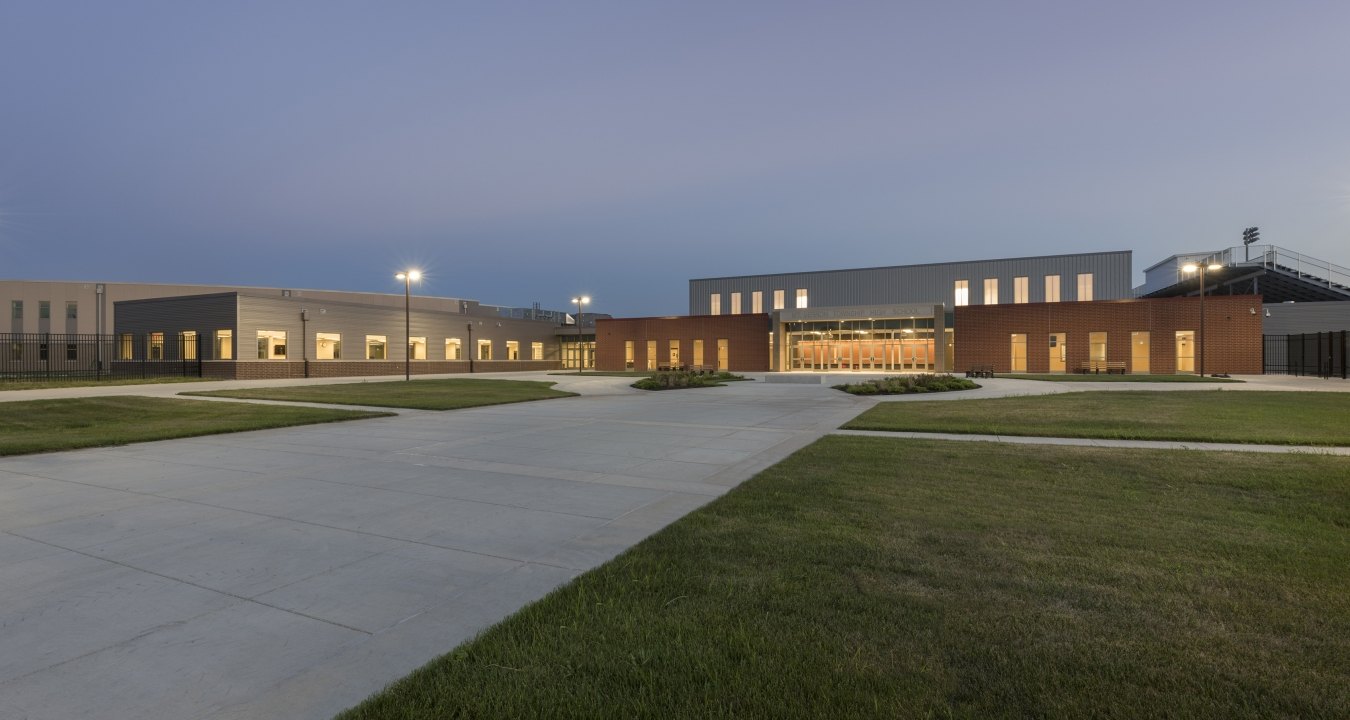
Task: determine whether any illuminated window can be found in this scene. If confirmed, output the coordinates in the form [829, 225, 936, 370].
[1045, 275, 1061, 303]
[1089, 332, 1107, 363]
[148, 332, 165, 360]
[215, 330, 233, 360]
[531, 342, 544, 360]
[409, 336, 427, 360]
[1010, 333, 1027, 372]
[646, 340, 657, 370]
[119, 333, 133, 360]
[796, 288, 808, 308]
[1077, 273, 1093, 301]
[983, 278, 999, 305]
[257, 330, 287, 359]
[751, 291, 763, 314]
[710, 293, 721, 315]
[669, 339, 680, 365]
[1013, 277, 1029, 304]
[445, 338, 462, 360]
[181, 331, 198, 360]
[478, 339, 492, 360]
[693, 339, 704, 366]
[625, 340, 634, 369]
[1176, 331, 1195, 373]
[773, 290, 785, 310]
[954, 280, 969, 307]
[366, 335, 387, 360]
[506, 340, 520, 360]
[1131, 331, 1150, 373]
[316, 332, 341, 360]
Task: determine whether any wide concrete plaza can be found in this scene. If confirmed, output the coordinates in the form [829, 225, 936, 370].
[0, 375, 868, 719]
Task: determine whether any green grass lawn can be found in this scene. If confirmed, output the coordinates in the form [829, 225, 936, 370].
[846, 390, 1350, 445]
[183, 378, 576, 410]
[0, 396, 390, 456]
[338, 436, 1350, 719]
[0, 376, 212, 391]
[999, 373, 1240, 383]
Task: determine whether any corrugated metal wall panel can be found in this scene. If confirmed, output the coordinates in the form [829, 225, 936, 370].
[688, 251, 1133, 314]
[1262, 302, 1350, 335]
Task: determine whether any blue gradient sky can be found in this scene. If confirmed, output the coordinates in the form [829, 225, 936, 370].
[2, 1, 1348, 316]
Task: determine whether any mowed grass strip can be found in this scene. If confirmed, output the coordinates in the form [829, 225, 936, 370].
[998, 373, 1240, 383]
[184, 378, 576, 410]
[0, 376, 212, 391]
[846, 390, 1350, 445]
[339, 436, 1350, 720]
[0, 396, 390, 456]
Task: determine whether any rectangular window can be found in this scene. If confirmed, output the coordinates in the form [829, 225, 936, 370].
[445, 338, 462, 360]
[39, 342, 48, 361]
[39, 301, 50, 320]
[66, 301, 78, 320]
[693, 339, 705, 366]
[983, 278, 998, 305]
[710, 293, 721, 315]
[730, 292, 742, 315]
[478, 339, 492, 360]
[624, 340, 634, 369]
[646, 340, 657, 370]
[181, 331, 198, 360]
[1089, 331, 1107, 364]
[316, 332, 342, 360]
[1011, 333, 1027, 372]
[717, 338, 729, 370]
[954, 280, 969, 307]
[1048, 332, 1066, 372]
[1077, 273, 1094, 301]
[366, 335, 387, 360]
[1013, 276, 1029, 304]
[258, 330, 287, 359]
[531, 341, 544, 360]
[1176, 331, 1195, 373]
[148, 332, 165, 360]
[1045, 275, 1061, 303]
[119, 333, 133, 360]
[773, 290, 785, 310]
[215, 330, 233, 360]
[10, 300, 21, 320]
[66, 343, 78, 361]
[669, 339, 680, 366]
[1131, 331, 1150, 374]
[796, 288, 808, 308]
[410, 336, 427, 360]
[506, 340, 520, 360]
[751, 291, 763, 314]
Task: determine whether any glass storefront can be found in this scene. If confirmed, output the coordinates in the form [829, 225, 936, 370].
[785, 318, 936, 371]
[561, 336, 595, 369]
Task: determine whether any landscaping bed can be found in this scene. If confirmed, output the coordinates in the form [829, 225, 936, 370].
[632, 371, 747, 391]
[833, 373, 978, 395]
[183, 378, 575, 410]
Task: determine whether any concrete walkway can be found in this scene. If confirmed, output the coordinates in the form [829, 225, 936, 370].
[2, 371, 1347, 719]
[834, 429, 1350, 455]
[0, 377, 867, 720]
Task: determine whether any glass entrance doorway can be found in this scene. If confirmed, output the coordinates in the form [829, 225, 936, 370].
[785, 318, 936, 372]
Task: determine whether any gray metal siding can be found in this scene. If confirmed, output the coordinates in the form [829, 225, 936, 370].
[1263, 302, 1350, 335]
[114, 294, 238, 360]
[689, 251, 1133, 314]
[237, 295, 564, 362]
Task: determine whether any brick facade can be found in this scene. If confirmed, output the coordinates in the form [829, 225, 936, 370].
[595, 314, 772, 372]
[954, 295, 1263, 374]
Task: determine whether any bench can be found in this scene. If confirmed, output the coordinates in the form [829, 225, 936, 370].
[688, 364, 717, 375]
[1078, 361, 1127, 375]
[656, 362, 687, 372]
[965, 365, 994, 378]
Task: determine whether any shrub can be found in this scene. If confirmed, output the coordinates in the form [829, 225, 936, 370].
[832, 374, 979, 396]
[632, 371, 742, 391]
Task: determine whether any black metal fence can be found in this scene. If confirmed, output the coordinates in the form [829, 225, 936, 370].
[1264, 331, 1348, 378]
[1, 333, 201, 382]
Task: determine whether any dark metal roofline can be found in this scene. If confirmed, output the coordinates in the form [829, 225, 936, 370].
[1, 278, 477, 305]
[114, 292, 239, 305]
[598, 313, 770, 322]
[688, 250, 1132, 283]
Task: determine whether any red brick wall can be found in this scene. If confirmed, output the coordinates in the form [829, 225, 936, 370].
[596, 314, 772, 371]
[954, 296, 1263, 374]
[200, 360, 559, 380]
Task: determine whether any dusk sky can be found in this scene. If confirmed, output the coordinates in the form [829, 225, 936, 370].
[2, 1, 1348, 316]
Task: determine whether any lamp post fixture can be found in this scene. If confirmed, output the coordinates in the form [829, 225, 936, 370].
[570, 295, 590, 374]
[466, 321, 474, 373]
[395, 270, 421, 381]
[1181, 262, 1222, 376]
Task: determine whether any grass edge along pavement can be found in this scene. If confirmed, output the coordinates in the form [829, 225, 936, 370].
[337, 435, 1349, 720]
[0, 396, 390, 457]
[0, 376, 213, 391]
[998, 373, 1241, 383]
[845, 389, 1350, 446]
[183, 378, 576, 410]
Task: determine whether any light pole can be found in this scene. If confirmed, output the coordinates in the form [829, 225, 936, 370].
[570, 295, 590, 374]
[1182, 262, 1221, 376]
[395, 270, 421, 381]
